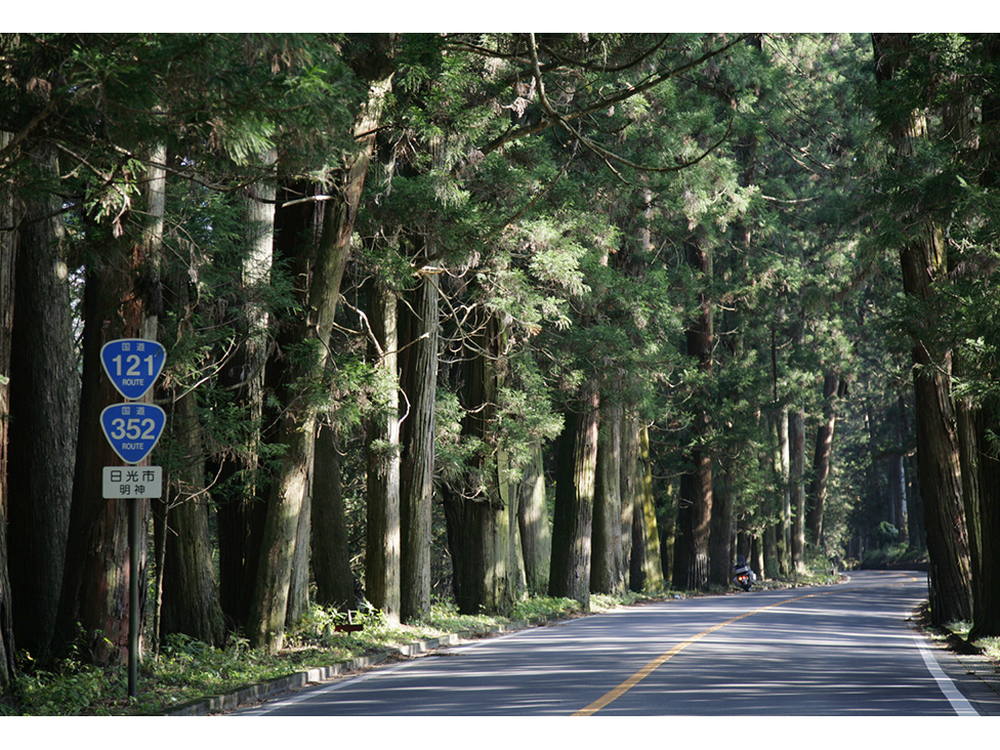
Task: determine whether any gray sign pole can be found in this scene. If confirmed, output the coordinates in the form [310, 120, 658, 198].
[129, 498, 140, 698]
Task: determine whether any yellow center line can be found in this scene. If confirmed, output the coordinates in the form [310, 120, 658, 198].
[573, 591, 823, 716]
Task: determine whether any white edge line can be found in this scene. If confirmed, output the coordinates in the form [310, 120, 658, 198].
[914, 634, 980, 716]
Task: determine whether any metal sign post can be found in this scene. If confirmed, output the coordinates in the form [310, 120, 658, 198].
[99, 338, 166, 699]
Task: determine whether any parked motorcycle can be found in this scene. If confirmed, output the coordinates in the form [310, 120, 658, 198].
[732, 556, 756, 591]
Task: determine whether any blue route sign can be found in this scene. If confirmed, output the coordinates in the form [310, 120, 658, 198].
[100, 403, 167, 464]
[100, 339, 166, 400]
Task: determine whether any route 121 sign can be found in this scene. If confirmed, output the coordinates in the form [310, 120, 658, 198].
[100, 403, 167, 464]
[100, 339, 166, 400]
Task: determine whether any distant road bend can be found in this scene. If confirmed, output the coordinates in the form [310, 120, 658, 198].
[237, 571, 1000, 716]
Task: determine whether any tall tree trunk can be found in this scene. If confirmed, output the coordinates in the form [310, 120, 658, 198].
[518, 443, 551, 596]
[365, 279, 401, 625]
[806, 372, 840, 548]
[286, 451, 313, 628]
[7, 142, 77, 659]
[679, 232, 714, 591]
[972, 401, 1000, 637]
[591, 399, 624, 594]
[215, 152, 276, 630]
[872, 33, 973, 624]
[55, 150, 163, 665]
[789, 409, 807, 574]
[312, 424, 356, 609]
[444, 315, 522, 615]
[249, 73, 391, 651]
[709, 460, 734, 587]
[399, 268, 439, 622]
[0, 130, 17, 689]
[160, 389, 225, 646]
[549, 386, 599, 608]
[635, 424, 665, 592]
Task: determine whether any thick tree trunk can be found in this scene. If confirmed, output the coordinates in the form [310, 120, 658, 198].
[55, 145, 163, 666]
[789, 409, 807, 574]
[399, 269, 439, 622]
[0, 130, 17, 688]
[215, 152, 276, 630]
[311, 425, 356, 609]
[517, 443, 551, 596]
[620, 410, 639, 585]
[550, 386, 599, 608]
[249, 74, 391, 651]
[591, 399, 624, 594]
[365, 279, 401, 624]
[7, 142, 77, 659]
[286, 451, 313, 628]
[680, 233, 714, 591]
[806, 372, 839, 548]
[634, 425, 665, 592]
[872, 33, 973, 624]
[444, 316, 523, 615]
[160, 390, 225, 646]
[971, 402, 1000, 638]
[709, 461, 734, 587]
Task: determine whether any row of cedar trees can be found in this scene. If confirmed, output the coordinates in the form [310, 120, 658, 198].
[2, 32, 1000, 694]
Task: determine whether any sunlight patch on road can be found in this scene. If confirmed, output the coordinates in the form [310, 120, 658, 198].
[573, 590, 822, 716]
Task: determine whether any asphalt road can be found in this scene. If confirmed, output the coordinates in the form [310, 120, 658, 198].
[236, 570, 1000, 716]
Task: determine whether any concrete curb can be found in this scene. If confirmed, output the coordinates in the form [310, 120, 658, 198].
[165, 619, 545, 716]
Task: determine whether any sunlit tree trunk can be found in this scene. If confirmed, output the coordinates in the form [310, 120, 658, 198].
[518, 443, 550, 595]
[789, 409, 807, 574]
[7, 142, 77, 659]
[215, 151, 276, 630]
[550, 385, 599, 608]
[365, 278, 401, 625]
[591, 399, 624, 594]
[806, 372, 840, 549]
[634, 424, 665, 592]
[872, 33, 973, 624]
[620, 410, 639, 588]
[399, 268, 439, 622]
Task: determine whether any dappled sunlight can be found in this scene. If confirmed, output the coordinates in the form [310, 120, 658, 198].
[240, 572, 960, 716]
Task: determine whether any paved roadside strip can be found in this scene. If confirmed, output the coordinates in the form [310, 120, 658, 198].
[166, 619, 552, 716]
[927, 625, 1000, 715]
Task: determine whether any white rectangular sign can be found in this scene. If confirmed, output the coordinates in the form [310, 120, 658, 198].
[103, 466, 163, 499]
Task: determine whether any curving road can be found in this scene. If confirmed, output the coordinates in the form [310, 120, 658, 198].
[236, 571, 1000, 716]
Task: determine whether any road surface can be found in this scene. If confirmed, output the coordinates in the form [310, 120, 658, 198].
[236, 570, 1000, 716]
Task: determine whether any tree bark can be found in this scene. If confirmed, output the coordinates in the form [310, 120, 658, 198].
[517, 443, 551, 596]
[399, 269, 439, 622]
[591, 399, 624, 594]
[55, 153, 163, 665]
[160, 389, 225, 646]
[311, 424, 356, 609]
[215, 151, 275, 630]
[549, 386, 599, 608]
[0, 130, 17, 689]
[972, 402, 1000, 637]
[806, 372, 840, 548]
[635, 424, 665, 592]
[365, 279, 401, 624]
[249, 73, 391, 651]
[7, 142, 77, 659]
[872, 33, 973, 624]
[620, 410, 639, 588]
[709, 460, 734, 587]
[789, 409, 807, 574]
[444, 315, 523, 615]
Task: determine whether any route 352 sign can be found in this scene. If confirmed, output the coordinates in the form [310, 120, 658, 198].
[100, 403, 166, 464]
[101, 339, 166, 400]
